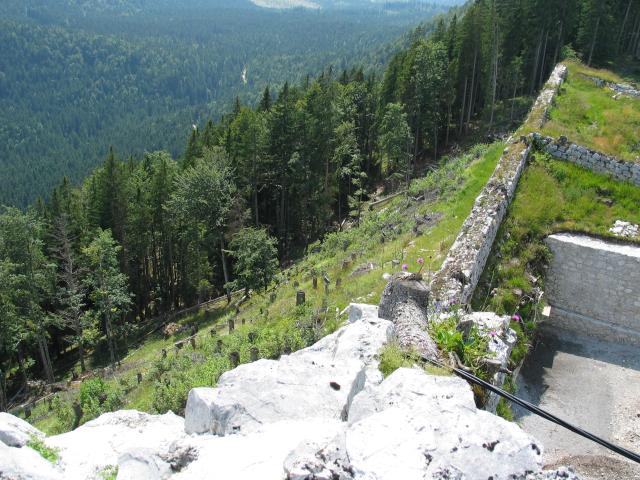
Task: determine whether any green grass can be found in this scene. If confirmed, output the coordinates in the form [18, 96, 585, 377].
[541, 60, 640, 162]
[473, 152, 640, 365]
[20, 142, 502, 434]
[27, 435, 60, 463]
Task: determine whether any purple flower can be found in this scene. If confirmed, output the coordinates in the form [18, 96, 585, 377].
[417, 257, 425, 265]
[511, 313, 522, 323]
[489, 330, 497, 337]
[401, 263, 409, 271]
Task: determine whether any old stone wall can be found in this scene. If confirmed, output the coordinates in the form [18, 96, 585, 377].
[430, 64, 568, 306]
[545, 233, 640, 345]
[534, 134, 640, 186]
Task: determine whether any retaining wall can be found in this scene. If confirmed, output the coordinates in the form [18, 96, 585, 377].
[430, 64, 568, 305]
[534, 134, 640, 186]
[544, 233, 640, 345]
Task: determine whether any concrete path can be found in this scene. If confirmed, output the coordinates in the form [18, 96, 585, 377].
[514, 327, 640, 479]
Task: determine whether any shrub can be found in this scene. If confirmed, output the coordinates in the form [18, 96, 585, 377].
[51, 394, 74, 434]
[79, 377, 124, 423]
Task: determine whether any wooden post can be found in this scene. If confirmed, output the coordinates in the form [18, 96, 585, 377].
[248, 331, 257, 343]
[312, 276, 318, 290]
[162, 348, 167, 359]
[228, 318, 235, 333]
[190, 337, 197, 349]
[229, 351, 240, 368]
[241, 319, 246, 326]
[216, 339, 223, 353]
[296, 290, 306, 306]
[250, 347, 259, 362]
[137, 372, 143, 384]
[270, 292, 277, 303]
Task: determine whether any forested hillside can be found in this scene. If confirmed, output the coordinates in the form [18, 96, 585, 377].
[0, 0, 456, 207]
[1, 0, 639, 412]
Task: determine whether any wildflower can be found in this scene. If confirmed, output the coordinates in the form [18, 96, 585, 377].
[417, 256, 425, 273]
[511, 313, 522, 323]
[488, 330, 497, 337]
[401, 263, 409, 271]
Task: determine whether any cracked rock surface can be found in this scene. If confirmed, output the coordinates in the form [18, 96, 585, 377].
[0, 304, 579, 479]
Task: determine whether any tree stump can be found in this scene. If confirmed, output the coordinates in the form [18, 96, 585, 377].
[378, 274, 439, 363]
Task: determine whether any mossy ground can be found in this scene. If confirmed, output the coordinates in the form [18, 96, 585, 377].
[540, 61, 640, 162]
[20, 142, 503, 434]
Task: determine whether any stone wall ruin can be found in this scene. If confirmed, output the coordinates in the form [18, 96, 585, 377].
[544, 233, 640, 345]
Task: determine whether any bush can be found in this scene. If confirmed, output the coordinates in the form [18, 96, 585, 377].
[430, 316, 490, 379]
[79, 378, 124, 423]
[51, 394, 74, 434]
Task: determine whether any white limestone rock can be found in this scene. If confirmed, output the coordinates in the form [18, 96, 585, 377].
[176, 419, 344, 480]
[349, 368, 542, 479]
[0, 441, 64, 480]
[48, 410, 187, 480]
[0, 411, 45, 447]
[184, 312, 393, 435]
[116, 449, 172, 480]
[610, 220, 639, 238]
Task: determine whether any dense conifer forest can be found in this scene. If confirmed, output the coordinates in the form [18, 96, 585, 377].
[1, 0, 639, 410]
[0, 0, 459, 207]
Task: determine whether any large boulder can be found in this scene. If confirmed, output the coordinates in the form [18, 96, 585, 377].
[0, 441, 64, 480]
[184, 307, 393, 435]
[48, 410, 187, 480]
[0, 412, 45, 448]
[286, 368, 546, 480]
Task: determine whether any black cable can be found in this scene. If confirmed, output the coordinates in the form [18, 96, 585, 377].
[421, 355, 640, 465]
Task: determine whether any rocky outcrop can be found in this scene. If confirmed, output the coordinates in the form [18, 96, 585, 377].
[184, 304, 393, 435]
[0, 441, 64, 480]
[0, 304, 579, 479]
[47, 410, 189, 480]
[0, 412, 44, 448]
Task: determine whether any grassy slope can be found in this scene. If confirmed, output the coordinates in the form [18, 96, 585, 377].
[23, 142, 503, 434]
[540, 61, 640, 162]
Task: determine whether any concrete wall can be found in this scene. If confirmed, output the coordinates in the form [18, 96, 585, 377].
[545, 233, 640, 345]
[534, 134, 640, 186]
